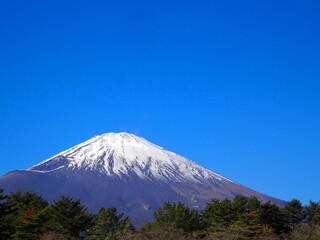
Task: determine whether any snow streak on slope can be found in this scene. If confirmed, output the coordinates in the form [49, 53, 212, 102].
[29, 132, 232, 183]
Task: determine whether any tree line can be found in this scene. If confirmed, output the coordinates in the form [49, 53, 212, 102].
[1, 187, 320, 239]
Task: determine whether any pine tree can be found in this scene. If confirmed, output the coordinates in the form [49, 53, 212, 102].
[92, 207, 134, 239]
[306, 200, 320, 224]
[0, 188, 6, 209]
[12, 208, 49, 239]
[6, 189, 48, 217]
[203, 198, 235, 229]
[0, 188, 11, 240]
[232, 195, 249, 217]
[260, 201, 284, 234]
[0, 188, 6, 221]
[153, 201, 202, 232]
[4, 190, 49, 239]
[46, 195, 94, 238]
[282, 199, 305, 232]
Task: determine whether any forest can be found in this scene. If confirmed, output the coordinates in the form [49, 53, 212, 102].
[1, 187, 320, 239]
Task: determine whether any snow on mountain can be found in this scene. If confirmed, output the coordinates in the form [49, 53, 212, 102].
[29, 132, 231, 184]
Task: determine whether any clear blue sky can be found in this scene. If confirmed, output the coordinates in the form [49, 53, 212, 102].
[0, 0, 319, 204]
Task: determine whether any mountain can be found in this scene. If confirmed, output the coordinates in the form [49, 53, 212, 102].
[0, 132, 284, 226]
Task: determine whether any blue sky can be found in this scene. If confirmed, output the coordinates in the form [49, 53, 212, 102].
[0, 0, 319, 204]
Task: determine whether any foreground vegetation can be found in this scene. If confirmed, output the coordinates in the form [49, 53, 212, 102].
[1, 188, 320, 239]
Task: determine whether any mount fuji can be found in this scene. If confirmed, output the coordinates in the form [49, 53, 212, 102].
[0, 132, 283, 226]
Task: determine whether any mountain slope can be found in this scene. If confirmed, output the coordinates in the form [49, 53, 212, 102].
[0, 132, 284, 226]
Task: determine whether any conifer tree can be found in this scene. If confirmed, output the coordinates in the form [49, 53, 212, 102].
[306, 201, 320, 224]
[203, 198, 234, 229]
[47, 195, 94, 238]
[6, 189, 48, 214]
[282, 199, 305, 232]
[12, 208, 49, 239]
[232, 195, 249, 217]
[0, 188, 6, 221]
[5, 190, 49, 239]
[92, 207, 134, 239]
[260, 201, 284, 234]
[0, 188, 11, 240]
[153, 201, 202, 232]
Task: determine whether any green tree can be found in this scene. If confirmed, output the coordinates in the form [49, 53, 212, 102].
[92, 207, 134, 239]
[230, 197, 274, 239]
[153, 201, 202, 232]
[12, 208, 49, 239]
[233, 196, 262, 226]
[260, 201, 285, 234]
[282, 199, 305, 232]
[307, 200, 320, 224]
[232, 195, 249, 217]
[5, 190, 49, 239]
[203, 196, 276, 239]
[0, 188, 12, 240]
[6, 189, 48, 213]
[47, 195, 94, 238]
[231, 210, 273, 239]
[203, 198, 235, 229]
[0, 188, 7, 221]
[247, 196, 261, 212]
[0, 188, 6, 212]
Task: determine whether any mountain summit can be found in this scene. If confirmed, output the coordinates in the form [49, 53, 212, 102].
[0, 132, 284, 226]
[29, 132, 231, 183]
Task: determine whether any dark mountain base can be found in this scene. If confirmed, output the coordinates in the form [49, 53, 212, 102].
[0, 169, 285, 227]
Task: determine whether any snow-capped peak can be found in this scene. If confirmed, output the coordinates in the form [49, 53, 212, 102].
[28, 132, 232, 183]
